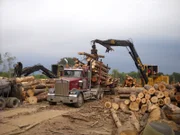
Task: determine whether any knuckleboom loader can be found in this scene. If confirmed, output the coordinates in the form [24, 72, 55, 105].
[47, 63, 104, 107]
[92, 39, 169, 86]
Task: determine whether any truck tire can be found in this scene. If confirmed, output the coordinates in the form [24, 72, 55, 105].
[49, 102, 57, 105]
[100, 91, 104, 99]
[6, 97, 20, 108]
[0, 97, 6, 110]
[74, 93, 84, 108]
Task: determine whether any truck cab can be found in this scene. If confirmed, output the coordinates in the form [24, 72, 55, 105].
[47, 67, 104, 107]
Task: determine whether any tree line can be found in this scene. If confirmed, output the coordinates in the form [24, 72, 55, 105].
[0, 54, 179, 84]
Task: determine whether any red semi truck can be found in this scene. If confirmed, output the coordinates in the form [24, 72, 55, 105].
[47, 65, 104, 107]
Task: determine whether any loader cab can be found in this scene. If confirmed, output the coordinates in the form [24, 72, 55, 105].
[144, 65, 158, 77]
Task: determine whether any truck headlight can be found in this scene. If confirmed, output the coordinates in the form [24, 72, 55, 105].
[48, 88, 55, 94]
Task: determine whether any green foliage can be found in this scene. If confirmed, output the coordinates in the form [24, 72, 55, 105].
[33, 74, 47, 79]
[0, 52, 16, 78]
[0, 72, 9, 77]
[58, 57, 75, 66]
[169, 72, 180, 83]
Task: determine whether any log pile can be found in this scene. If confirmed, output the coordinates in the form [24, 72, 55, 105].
[15, 76, 55, 104]
[74, 51, 119, 88]
[104, 82, 180, 134]
[123, 75, 136, 87]
[113, 82, 179, 113]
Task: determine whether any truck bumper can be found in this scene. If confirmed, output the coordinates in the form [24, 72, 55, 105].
[47, 94, 78, 103]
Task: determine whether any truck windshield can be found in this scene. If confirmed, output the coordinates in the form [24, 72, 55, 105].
[64, 70, 82, 78]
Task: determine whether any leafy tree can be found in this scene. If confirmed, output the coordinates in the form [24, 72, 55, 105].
[111, 69, 120, 78]
[0, 52, 16, 77]
[58, 57, 75, 67]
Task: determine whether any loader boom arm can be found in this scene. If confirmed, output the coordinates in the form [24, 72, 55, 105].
[92, 39, 148, 84]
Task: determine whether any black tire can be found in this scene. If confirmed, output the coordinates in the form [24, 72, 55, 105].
[100, 91, 104, 99]
[0, 97, 6, 110]
[49, 102, 57, 105]
[74, 93, 84, 108]
[6, 97, 20, 108]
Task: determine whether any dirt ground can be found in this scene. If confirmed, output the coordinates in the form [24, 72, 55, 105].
[0, 95, 117, 135]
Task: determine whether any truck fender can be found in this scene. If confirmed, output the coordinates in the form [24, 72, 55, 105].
[70, 89, 84, 98]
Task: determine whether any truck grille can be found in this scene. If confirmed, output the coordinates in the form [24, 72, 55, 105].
[55, 80, 69, 96]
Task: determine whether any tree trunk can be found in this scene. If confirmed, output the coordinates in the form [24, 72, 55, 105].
[124, 99, 130, 105]
[158, 83, 166, 91]
[141, 104, 148, 114]
[116, 87, 143, 94]
[33, 89, 46, 95]
[137, 92, 144, 99]
[144, 84, 152, 90]
[130, 93, 137, 102]
[148, 87, 156, 95]
[158, 99, 164, 106]
[150, 96, 158, 103]
[164, 97, 171, 105]
[129, 101, 139, 111]
[110, 108, 122, 128]
[148, 105, 161, 123]
[145, 94, 151, 100]
[104, 101, 112, 109]
[27, 89, 34, 97]
[155, 91, 164, 99]
[141, 98, 147, 104]
[36, 92, 47, 102]
[27, 96, 37, 104]
[112, 103, 119, 110]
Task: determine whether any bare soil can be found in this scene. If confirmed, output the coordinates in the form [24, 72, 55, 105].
[0, 95, 117, 135]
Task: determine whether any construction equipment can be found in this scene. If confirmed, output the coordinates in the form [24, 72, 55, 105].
[92, 39, 169, 86]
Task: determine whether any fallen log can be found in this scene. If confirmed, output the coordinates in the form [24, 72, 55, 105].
[144, 85, 152, 90]
[129, 101, 139, 111]
[119, 94, 130, 98]
[158, 83, 166, 91]
[110, 108, 122, 128]
[155, 91, 164, 99]
[116, 87, 143, 94]
[124, 99, 130, 105]
[36, 92, 47, 102]
[164, 97, 171, 105]
[145, 94, 151, 100]
[175, 92, 180, 103]
[27, 89, 34, 97]
[137, 92, 144, 99]
[33, 89, 46, 95]
[147, 105, 161, 123]
[140, 104, 148, 114]
[27, 96, 37, 104]
[158, 99, 164, 106]
[148, 87, 156, 95]
[141, 98, 146, 104]
[150, 96, 158, 103]
[104, 101, 112, 109]
[112, 103, 119, 110]
[130, 93, 137, 102]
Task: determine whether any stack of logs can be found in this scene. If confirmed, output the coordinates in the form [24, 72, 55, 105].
[73, 52, 119, 88]
[107, 82, 180, 113]
[15, 76, 55, 104]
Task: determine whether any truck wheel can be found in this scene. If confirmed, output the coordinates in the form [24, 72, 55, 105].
[6, 97, 20, 108]
[74, 93, 84, 108]
[0, 97, 6, 110]
[49, 102, 57, 105]
[95, 92, 101, 100]
[100, 92, 104, 99]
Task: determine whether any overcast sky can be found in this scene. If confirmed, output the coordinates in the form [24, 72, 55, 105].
[0, 0, 180, 74]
